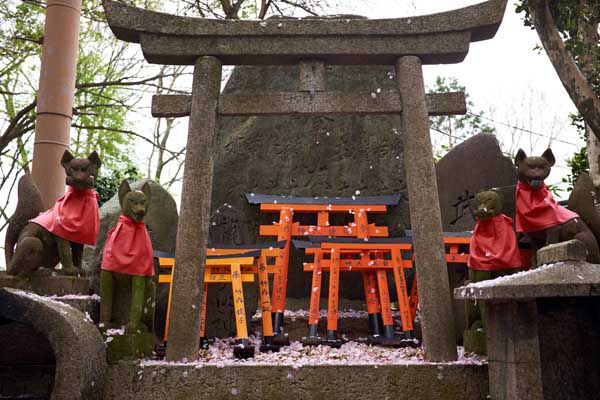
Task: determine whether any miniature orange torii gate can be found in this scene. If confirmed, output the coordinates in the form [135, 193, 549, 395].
[103, 0, 508, 362]
[156, 241, 286, 357]
[246, 193, 399, 344]
[295, 232, 472, 346]
[294, 238, 414, 347]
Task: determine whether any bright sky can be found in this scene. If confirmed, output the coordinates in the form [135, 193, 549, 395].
[350, 0, 583, 190]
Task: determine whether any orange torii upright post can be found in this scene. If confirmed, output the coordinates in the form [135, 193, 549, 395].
[246, 193, 399, 345]
[156, 242, 285, 357]
[298, 236, 416, 347]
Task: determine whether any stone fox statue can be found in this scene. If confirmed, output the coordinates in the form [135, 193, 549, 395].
[465, 190, 522, 354]
[514, 148, 600, 264]
[100, 180, 155, 335]
[5, 150, 101, 276]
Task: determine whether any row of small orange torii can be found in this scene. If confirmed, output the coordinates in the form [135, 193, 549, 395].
[156, 193, 478, 353]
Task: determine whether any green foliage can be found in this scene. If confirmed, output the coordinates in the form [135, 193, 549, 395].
[0, 0, 147, 210]
[563, 113, 589, 190]
[516, 1, 600, 190]
[95, 166, 142, 207]
[428, 76, 495, 159]
[516, 0, 600, 93]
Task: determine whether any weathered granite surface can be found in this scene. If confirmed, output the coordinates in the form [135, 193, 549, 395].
[537, 296, 600, 400]
[211, 64, 409, 305]
[0, 272, 90, 296]
[151, 92, 466, 118]
[166, 57, 222, 362]
[536, 239, 587, 265]
[103, 363, 488, 400]
[103, 0, 507, 65]
[454, 252, 600, 400]
[0, 288, 107, 400]
[397, 56, 456, 361]
[436, 134, 517, 232]
[454, 261, 600, 300]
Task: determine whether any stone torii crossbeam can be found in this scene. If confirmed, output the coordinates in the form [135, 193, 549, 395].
[103, 0, 507, 362]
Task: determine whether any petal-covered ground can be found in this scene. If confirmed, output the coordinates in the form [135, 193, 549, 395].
[142, 337, 484, 368]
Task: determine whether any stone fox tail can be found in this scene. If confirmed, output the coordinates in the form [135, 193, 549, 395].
[4, 174, 45, 270]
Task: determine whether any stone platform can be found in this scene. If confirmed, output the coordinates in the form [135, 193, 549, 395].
[103, 362, 488, 400]
[455, 240, 600, 400]
[0, 272, 90, 296]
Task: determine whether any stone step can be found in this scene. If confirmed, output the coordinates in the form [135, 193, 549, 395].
[104, 361, 488, 400]
[0, 273, 90, 296]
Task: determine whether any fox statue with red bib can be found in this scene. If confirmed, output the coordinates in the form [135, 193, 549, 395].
[514, 148, 600, 265]
[5, 150, 101, 276]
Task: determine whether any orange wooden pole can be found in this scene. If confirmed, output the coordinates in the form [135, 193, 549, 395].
[326, 248, 341, 340]
[199, 283, 208, 337]
[271, 208, 293, 339]
[257, 254, 274, 338]
[376, 269, 395, 339]
[409, 274, 419, 322]
[163, 266, 175, 341]
[391, 248, 413, 332]
[363, 270, 381, 314]
[231, 263, 249, 339]
[307, 251, 323, 339]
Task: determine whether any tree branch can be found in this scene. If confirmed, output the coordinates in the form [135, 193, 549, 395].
[0, 100, 37, 152]
[75, 72, 187, 90]
[258, 0, 272, 19]
[529, 0, 600, 141]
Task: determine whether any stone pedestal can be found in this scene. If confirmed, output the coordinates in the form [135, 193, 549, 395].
[455, 240, 600, 400]
[105, 332, 154, 364]
[0, 272, 90, 296]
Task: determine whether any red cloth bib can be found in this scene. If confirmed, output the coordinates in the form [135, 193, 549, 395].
[101, 214, 154, 277]
[515, 182, 578, 233]
[31, 187, 99, 245]
[468, 214, 521, 271]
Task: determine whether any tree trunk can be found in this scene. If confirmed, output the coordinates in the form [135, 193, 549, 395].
[587, 127, 600, 187]
[528, 0, 600, 142]
[579, 1, 600, 187]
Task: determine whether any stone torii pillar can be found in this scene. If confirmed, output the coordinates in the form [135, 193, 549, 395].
[166, 57, 222, 361]
[103, 0, 508, 362]
[397, 56, 456, 360]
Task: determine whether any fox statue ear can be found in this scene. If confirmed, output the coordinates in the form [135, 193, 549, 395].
[87, 151, 102, 170]
[118, 179, 131, 208]
[61, 150, 75, 169]
[541, 148, 555, 166]
[140, 181, 151, 204]
[514, 149, 527, 166]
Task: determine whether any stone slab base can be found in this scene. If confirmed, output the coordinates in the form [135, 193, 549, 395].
[104, 363, 488, 400]
[0, 272, 90, 296]
[106, 333, 155, 363]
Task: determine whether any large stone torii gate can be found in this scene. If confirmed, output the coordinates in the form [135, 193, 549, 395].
[103, 0, 507, 362]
